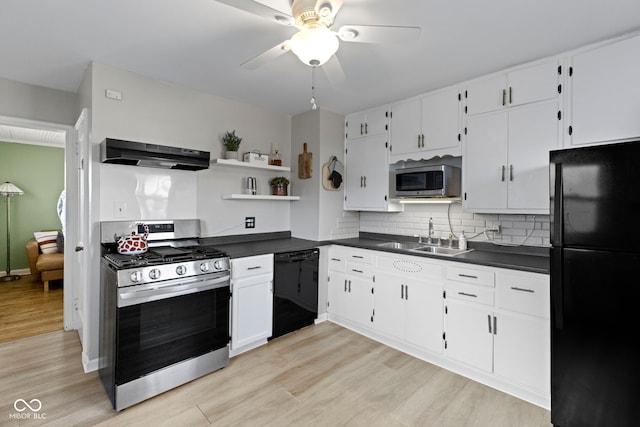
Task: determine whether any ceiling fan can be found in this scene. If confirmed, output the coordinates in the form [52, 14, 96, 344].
[214, 0, 421, 83]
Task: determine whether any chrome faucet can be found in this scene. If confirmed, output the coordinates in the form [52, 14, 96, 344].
[428, 217, 434, 244]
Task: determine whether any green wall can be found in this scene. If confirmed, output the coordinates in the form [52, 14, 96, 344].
[0, 141, 64, 272]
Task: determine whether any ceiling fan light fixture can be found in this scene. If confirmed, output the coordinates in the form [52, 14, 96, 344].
[289, 24, 339, 66]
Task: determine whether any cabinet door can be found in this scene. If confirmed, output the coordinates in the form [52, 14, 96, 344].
[365, 106, 390, 136]
[405, 278, 443, 354]
[231, 273, 273, 350]
[390, 98, 422, 157]
[463, 111, 508, 210]
[465, 74, 506, 115]
[345, 133, 393, 211]
[373, 272, 405, 339]
[327, 271, 348, 318]
[347, 276, 374, 327]
[445, 299, 493, 372]
[422, 86, 461, 153]
[569, 35, 640, 146]
[493, 311, 550, 394]
[507, 61, 559, 107]
[507, 101, 559, 210]
[345, 112, 366, 140]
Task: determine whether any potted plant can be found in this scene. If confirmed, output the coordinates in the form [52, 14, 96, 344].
[222, 130, 242, 160]
[270, 176, 290, 196]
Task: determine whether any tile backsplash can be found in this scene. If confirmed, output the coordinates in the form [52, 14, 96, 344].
[359, 203, 550, 247]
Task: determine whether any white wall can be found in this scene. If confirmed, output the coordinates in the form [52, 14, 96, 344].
[290, 108, 359, 241]
[0, 76, 77, 125]
[360, 203, 550, 247]
[81, 62, 293, 369]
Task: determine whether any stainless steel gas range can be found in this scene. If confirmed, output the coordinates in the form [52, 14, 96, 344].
[99, 220, 230, 411]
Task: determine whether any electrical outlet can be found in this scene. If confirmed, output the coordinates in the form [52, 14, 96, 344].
[486, 225, 501, 234]
[245, 217, 255, 229]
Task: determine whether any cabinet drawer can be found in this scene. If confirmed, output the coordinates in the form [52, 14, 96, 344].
[446, 282, 494, 306]
[346, 262, 374, 279]
[446, 265, 494, 287]
[496, 272, 550, 318]
[328, 246, 347, 272]
[231, 254, 274, 279]
[346, 249, 374, 265]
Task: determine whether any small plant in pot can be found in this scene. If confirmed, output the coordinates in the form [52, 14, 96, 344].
[270, 176, 290, 196]
[222, 130, 242, 160]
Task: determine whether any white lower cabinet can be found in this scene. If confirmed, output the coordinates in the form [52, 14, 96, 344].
[375, 255, 444, 354]
[327, 247, 374, 328]
[444, 264, 550, 397]
[324, 245, 550, 409]
[230, 254, 273, 356]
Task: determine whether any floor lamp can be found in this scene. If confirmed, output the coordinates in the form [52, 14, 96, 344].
[0, 181, 24, 282]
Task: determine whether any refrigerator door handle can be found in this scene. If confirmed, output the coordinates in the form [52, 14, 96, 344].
[551, 247, 564, 329]
[551, 162, 563, 246]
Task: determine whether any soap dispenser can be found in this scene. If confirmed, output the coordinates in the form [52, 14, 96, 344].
[459, 231, 467, 250]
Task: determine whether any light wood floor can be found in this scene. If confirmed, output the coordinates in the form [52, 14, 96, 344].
[0, 274, 63, 344]
[0, 321, 551, 427]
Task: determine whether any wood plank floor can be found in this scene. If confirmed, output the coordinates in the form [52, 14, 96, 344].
[0, 274, 63, 344]
[0, 322, 551, 426]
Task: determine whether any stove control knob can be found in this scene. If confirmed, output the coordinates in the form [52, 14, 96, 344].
[176, 265, 187, 275]
[199, 262, 210, 273]
[130, 271, 142, 283]
[149, 269, 161, 280]
[213, 260, 224, 271]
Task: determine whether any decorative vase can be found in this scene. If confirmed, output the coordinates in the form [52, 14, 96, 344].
[225, 151, 238, 160]
[271, 184, 288, 196]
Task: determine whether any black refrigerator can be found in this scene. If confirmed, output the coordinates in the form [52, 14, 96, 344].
[550, 141, 640, 427]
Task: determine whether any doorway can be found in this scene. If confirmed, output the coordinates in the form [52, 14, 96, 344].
[0, 114, 77, 343]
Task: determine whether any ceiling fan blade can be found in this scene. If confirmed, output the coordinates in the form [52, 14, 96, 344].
[315, 0, 344, 22]
[337, 25, 421, 44]
[322, 55, 346, 84]
[240, 41, 291, 70]
[214, 0, 294, 25]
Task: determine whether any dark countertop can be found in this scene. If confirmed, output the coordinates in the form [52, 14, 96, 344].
[200, 232, 550, 274]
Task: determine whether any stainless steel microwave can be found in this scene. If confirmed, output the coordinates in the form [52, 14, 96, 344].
[392, 165, 461, 198]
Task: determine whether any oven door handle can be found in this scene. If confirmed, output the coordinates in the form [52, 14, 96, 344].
[117, 273, 230, 307]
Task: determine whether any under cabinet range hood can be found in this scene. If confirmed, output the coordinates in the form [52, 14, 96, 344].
[100, 138, 210, 171]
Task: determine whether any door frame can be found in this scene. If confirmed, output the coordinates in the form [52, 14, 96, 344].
[0, 113, 78, 331]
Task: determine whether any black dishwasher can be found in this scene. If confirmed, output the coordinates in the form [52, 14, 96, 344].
[271, 249, 319, 339]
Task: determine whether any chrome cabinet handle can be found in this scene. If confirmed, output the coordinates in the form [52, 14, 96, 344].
[488, 314, 492, 333]
[344, 279, 347, 292]
[493, 316, 497, 335]
[247, 266, 262, 270]
[75, 245, 84, 252]
[417, 135, 421, 148]
[509, 165, 514, 181]
[501, 165, 505, 182]
[365, 123, 368, 134]
[330, 258, 341, 262]
[401, 284, 405, 299]
[405, 285, 408, 300]
[509, 86, 513, 104]
[458, 273, 478, 279]
[511, 286, 535, 293]
[360, 123, 364, 135]
[502, 89, 506, 106]
[348, 280, 351, 292]
[351, 269, 363, 274]
[458, 292, 478, 298]
[363, 176, 367, 187]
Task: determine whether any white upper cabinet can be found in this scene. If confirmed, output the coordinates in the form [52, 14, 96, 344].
[344, 106, 403, 212]
[390, 86, 461, 162]
[568, 34, 640, 146]
[465, 60, 560, 115]
[464, 100, 560, 213]
[345, 106, 389, 140]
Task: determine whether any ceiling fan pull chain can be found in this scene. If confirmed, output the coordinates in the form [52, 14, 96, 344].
[310, 65, 318, 110]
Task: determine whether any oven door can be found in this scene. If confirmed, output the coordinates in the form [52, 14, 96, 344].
[115, 273, 230, 385]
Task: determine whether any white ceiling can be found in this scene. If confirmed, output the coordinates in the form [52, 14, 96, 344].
[1, 0, 640, 117]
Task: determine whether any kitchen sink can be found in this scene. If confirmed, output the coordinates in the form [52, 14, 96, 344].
[376, 241, 425, 250]
[411, 246, 472, 256]
[376, 241, 473, 257]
